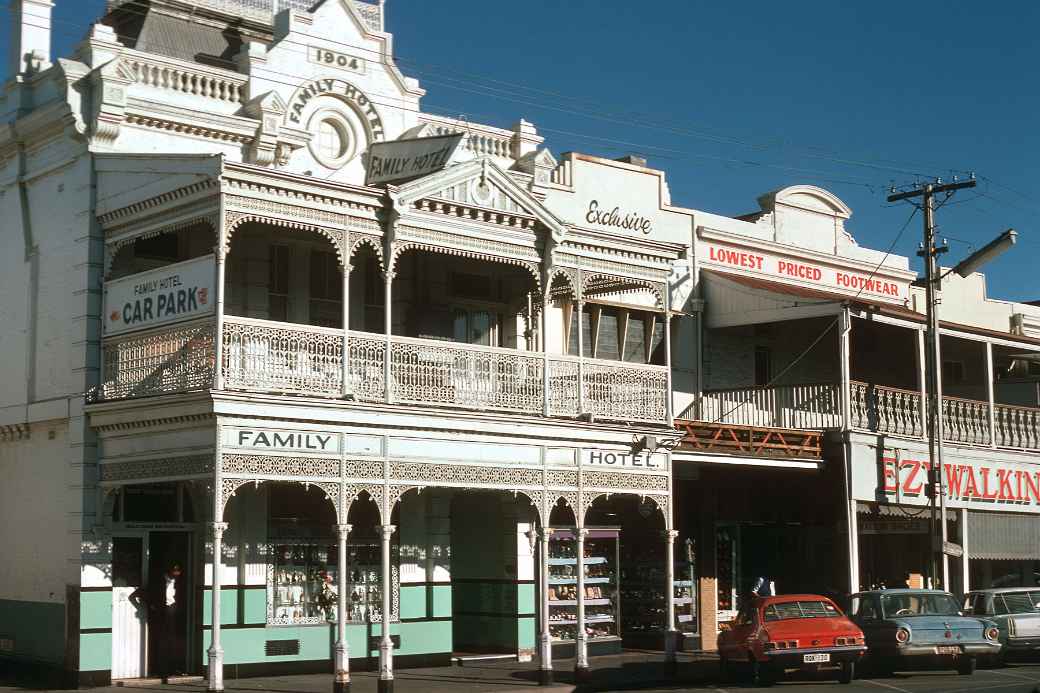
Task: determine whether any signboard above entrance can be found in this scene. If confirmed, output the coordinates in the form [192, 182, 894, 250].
[365, 133, 465, 186]
[103, 255, 215, 336]
[697, 232, 912, 305]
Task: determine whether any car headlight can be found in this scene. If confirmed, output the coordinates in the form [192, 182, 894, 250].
[985, 627, 1000, 642]
[895, 627, 911, 644]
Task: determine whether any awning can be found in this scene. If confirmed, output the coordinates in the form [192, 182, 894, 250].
[968, 511, 1040, 561]
[701, 270, 845, 329]
[856, 501, 957, 521]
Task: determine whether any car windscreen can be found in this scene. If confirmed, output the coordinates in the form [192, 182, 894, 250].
[763, 600, 840, 621]
[1000, 592, 1040, 614]
[881, 593, 960, 617]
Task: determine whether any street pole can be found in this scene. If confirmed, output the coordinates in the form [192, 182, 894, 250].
[889, 178, 975, 591]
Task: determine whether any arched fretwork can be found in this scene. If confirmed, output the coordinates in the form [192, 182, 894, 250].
[349, 234, 386, 272]
[581, 272, 665, 309]
[219, 478, 342, 522]
[388, 242, 542, 296]
[105, 216, 218, 279]
[223, 212, 347, 269]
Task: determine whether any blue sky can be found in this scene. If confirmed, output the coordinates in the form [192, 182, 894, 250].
[4, 1, 1037, 301]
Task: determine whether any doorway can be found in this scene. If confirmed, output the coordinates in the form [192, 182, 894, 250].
[146, 532, 193, 677]
[111, 535, 146, 679]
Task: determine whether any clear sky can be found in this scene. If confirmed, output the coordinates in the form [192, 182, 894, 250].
[4, 1, 1037, 301]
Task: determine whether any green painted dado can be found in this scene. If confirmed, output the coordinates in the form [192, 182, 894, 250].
[79, 632, 113, 671]
[517, 614, 535, 650]
[517, 583, 535, 615]
[0, 599, 65, 664]
[399, 585, 426, 620]
[201, 620, 451, 664]
[201, 588, 239, 626]
[79, 591, 112, 631]
[243, 588, 267, 623]
[432, 585, 451, 618]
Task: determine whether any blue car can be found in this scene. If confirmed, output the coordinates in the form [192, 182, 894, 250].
[848, 589, 1001, 675]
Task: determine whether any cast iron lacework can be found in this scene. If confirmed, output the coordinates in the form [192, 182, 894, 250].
[222, 454, 340, 479]
[344, 459, 385, 480]
[100, 455, 214, 482]
[545, 470, 579, 487]
[581, 470, 669, 493]
[98, 322, 215, 401]
[387, 461, 543, 488]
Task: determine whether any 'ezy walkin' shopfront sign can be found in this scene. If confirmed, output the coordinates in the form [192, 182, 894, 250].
[103, 255, 215, 336]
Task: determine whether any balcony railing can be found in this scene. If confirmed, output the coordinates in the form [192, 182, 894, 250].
[98, 321, 215, 401]
[691, 383, 843, 430]
[98, 317, 668, 423]
[679, 380, 1040, 452]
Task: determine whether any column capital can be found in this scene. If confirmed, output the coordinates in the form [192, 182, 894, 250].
[209, 521, 229, 534]
[379, 524, 397, 539]
[335, 523, 353, 537]
[575, 527, 589, 539]
[663, 529, 679, 542]
[537, 527, 554, 540]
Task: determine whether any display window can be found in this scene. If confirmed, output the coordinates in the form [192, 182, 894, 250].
[266, 486, 399, 626]
[547, 528, 620, 643]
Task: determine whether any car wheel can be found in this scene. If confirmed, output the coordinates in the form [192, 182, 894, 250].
[957, 656, 976, 675]
[838, 660, 855, 684]
[749, 658, 775, 687]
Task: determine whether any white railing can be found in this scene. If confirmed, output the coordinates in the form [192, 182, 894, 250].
[943, 395, 992, 446]
[850, 381, 923, 437]
[223, 317, 343, 397]
[108, 0, 379, 24]
[583, 359, 669, 424]
[995, 404, 1040, 450]
[213, 318, 669, 422]
[99, 321, 215, 400]
[693, 383, 842, 429]
[123, 51, 246, 104]
[389, 337, 545, 414]
[418, 114, 516, 160]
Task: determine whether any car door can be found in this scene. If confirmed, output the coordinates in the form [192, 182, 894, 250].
[850, 594, 884, 647]
[723, 605, 757, 661]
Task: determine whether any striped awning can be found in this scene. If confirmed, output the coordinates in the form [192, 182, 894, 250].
[968, 511, 1040, 560]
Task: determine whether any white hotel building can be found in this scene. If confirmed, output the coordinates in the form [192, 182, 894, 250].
[2, 0, 1039, 689]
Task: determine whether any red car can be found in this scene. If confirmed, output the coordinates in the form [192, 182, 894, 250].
[718, 594, 866, 686]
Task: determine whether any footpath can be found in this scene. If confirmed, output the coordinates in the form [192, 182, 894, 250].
[0, 651, 720, 693]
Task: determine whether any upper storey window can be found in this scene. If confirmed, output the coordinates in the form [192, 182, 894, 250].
[309, 110, 357, 170]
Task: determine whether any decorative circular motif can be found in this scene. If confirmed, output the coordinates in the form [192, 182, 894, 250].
[307, 109, 358, 170]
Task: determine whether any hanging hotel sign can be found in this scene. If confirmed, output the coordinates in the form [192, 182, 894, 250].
[852, 443, 1040, 514]
[581, 449, 668, 471]
[103, 255, 215, 336]
[224, 427, 343, 455]
[697, 233, 911, 304]
[365, 133, 465, 186]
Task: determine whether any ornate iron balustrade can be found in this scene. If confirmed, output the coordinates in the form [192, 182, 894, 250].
[99, 321, 215, 400]
[943, 395, 992, 446]
[223, 317, 344, 397]
[691, 383, 842, 429]
[211, 317, 669, 423]
[108, 0, 382, 28]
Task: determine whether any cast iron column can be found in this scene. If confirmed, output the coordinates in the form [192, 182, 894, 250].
[574, 527, 589, 681]
[538, 527, 553, 685]
[378, 524, 396, 693]
[342, 263, 352, 398]
[664, 529, 679, 672]
[334, 523, 352, 693]
[207, 521, 228, 692]
[383, 271, 393, 404]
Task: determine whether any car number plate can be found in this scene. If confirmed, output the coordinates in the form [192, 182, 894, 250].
[803, 653, 830, 663]
[935, 646, 961, 655]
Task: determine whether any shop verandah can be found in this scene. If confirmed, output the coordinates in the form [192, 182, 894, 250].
[90, 437, 678, 692]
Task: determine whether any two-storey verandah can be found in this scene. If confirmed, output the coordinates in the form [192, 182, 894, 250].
[86, 154, 685, 691]
[685, 233, 1040, 607]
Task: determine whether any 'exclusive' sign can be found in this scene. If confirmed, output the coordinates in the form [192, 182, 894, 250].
[103, 255, 216, 336]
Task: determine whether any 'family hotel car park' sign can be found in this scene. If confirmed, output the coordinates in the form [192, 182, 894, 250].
[365, 133, 465, 186]
[103, 255, 216, 336]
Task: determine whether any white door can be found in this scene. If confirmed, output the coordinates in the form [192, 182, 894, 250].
[111, 536, 146, 679]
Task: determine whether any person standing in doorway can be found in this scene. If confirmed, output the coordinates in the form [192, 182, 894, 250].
[133, 563, 184, 681]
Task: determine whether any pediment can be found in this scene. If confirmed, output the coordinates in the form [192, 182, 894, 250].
[396, 158, 567, 241]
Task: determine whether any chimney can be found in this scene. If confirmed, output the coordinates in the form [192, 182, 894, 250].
[9, 0, 54, 76]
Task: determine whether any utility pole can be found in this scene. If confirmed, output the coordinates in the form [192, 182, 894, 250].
[888, 177, 976, 591]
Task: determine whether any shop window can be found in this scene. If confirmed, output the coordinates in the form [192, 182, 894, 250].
[754, 346, 772, 386]
[309, 250, 343, 328]
[269, 245, 289, 322]
[267, 485, 398, 626]
[942, 360, 966, 385]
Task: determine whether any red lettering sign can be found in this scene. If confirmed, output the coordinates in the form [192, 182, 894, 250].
[777, 260, 822, 282]
[708, 246, 764, 271]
